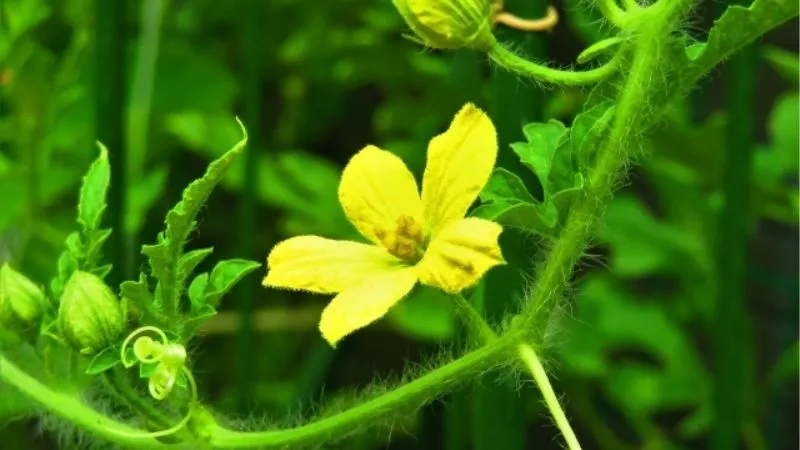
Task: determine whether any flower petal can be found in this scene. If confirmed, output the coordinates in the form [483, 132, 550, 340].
[263, 236, 403, 294]
[319, 267, 418, 346]
[421, 103, 498, 235]
[417, 218, 504, 294]
[338, 145, 423, 245]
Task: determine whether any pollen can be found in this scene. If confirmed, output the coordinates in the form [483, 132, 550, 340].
[377, 214, 425, 261]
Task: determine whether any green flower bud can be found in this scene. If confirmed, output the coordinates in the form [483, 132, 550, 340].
[58, 271, 124, 355]
[0, 263, 46, 330]
[393, 0, 495, 50]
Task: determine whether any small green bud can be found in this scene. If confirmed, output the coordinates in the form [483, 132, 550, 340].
[393, 0, 495, 51]
[0, 263, 46, 330]
[58, 271, 124, 355]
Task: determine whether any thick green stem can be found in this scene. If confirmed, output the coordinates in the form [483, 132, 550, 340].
[520, 0, 693, 326]
[0, 354, 171, 449]
[102, 368, 177, 433]
[204, 339, 511, 448]
[517, 344, 582, 450]
[487, 43, 619, 86]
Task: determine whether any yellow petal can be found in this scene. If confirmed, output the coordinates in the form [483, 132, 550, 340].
[417, 218, 504, 294]
[338, 145, 423, 245]
[263, 236, 403, 294]
[319, 267, 418, 346]
[421, 103, 498, 235]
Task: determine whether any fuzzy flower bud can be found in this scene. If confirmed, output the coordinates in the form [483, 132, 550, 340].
[393, 0, 495, 50]
[0, 263, 46, 330]
[58, 271, 124, 355]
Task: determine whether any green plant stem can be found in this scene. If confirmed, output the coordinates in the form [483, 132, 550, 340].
[204, 339, 512, 448]
[488, 43, 620, 86]
[519, 0, 692, 325]
[517, 344, 581, 450]
[0, 354, 170, 449]
[452, 295, 582, 450]
[711, 6, 758, 447]
[452, 294, 498, 342]
[127, 0, 166, 183]
[102, 368, 176, 432]
[596, 0, 628, 27]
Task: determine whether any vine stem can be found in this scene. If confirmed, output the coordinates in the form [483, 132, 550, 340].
[452, 294, 582, 450]
[487, 42, 620, 86]
[517, 344, 582, 450]
[0, 354, 170, 449]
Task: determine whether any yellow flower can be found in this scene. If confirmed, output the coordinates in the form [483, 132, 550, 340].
[263, 104, 505, 346]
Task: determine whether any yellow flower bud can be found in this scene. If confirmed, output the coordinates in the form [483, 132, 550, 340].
[393, 0, 495, 50]
[58, 271, 124, 355]
[0, 263, 46, 330]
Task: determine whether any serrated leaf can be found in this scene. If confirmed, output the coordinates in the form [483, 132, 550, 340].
[685, 0, 799, 79]
[86, 346, 121, 374]
[78, 143, 111, 232]
[203, 259, 261, 308]
[143, 119, 248, 319]
[474, 169, 559, 235]
[187, 273, 208, 310]
[577, 37, 626, 64]
[178, 247, 214, 285]
[512, 120, 568, 192]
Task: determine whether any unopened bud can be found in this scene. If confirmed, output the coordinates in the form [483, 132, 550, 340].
[58, 271, 124, 355]
[393, 0, 495, 51]
[0, 263, 46, 330]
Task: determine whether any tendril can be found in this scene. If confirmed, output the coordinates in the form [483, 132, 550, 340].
[492, 2, 559, 33]
[108, 326, 198, 439]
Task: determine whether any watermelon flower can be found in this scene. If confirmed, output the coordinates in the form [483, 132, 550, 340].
[263, 104, 505, 346]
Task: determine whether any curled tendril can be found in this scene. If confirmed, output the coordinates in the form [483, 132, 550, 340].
[109, 326, 199, 439]
[492, 2, 559, 32]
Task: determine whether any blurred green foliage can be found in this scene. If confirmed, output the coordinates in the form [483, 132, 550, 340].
[1, 0, 797, 449]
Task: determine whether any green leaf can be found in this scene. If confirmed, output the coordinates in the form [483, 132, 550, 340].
[474, 169, 559, 235]
[86, 345, 122, 374]
[78, 143, 111, 233]
[511, 120, 568, 193]
[685, 0, 799, 79]
[142, 119, 248, 319]
[177, 247, 214, 285]
[187, 273, 208, 310]
[202, 259, 261, 308]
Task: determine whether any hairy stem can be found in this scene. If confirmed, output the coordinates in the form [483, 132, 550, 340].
[0, 354, 170, 449]
[102, 368, 179, 433]
[517, 344, 582, 450]
[203, 339, 512, 448]
[452, 294, 498, 342]
[520, 0, 693, 326]
[487, 43, 620, 85]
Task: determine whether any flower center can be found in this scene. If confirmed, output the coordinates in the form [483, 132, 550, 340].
[376, 214, 425, 262]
